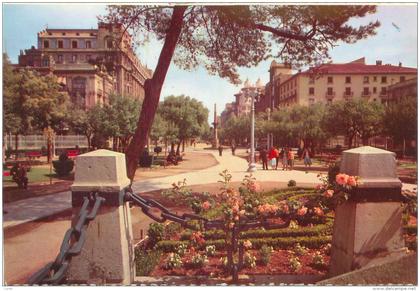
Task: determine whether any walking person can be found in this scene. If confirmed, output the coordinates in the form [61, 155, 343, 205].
[218, 145, 223, 156]
[268, 146, 278, 170]
[275, 146, 281, 170]
[281, 147, 288, 170]
[287, 148, 295, 170]
[259, 147, 268, 170]
[231, 143, 236, 156]
[302, 148, 312, 169]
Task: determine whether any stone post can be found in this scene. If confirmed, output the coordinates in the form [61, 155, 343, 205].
[67, 149, 134, 285]
[329, 146, 406, 277]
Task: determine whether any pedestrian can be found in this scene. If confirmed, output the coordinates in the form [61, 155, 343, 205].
[281, 147, 288, 170]
[275, 146, 281, 170]
[231, 143, 236, 156]
[302, 148, 312, 168]
[268, 146, 278, 170]
[287, 148, 295, 170]
[259, 147, 268, 170]
[218, 145, 223, 156]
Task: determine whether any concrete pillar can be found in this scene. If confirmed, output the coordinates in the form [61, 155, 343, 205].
[329, 146, 406, 277]
[67, 149, 134, 284]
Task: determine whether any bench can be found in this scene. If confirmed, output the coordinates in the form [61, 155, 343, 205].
[25, 151, 42, 159]
[67, 150, 80, 158]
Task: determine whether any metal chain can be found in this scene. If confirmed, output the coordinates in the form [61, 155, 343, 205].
[28, 192, 105, 285]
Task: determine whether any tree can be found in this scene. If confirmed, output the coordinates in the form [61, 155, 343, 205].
[158, 95, 209, 154]
[68, 107, 94, 150]
[3, 56, 70, 160]
[102, 5, 380, 180]
[322, 100, 384, 148]
[382, 97, 417, 157]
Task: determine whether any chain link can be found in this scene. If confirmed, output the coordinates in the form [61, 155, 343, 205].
[28, 192, 105, 285]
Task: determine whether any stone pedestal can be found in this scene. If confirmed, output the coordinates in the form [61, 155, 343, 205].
[329, 146, 405, 277]
[67, 150, 134, 285]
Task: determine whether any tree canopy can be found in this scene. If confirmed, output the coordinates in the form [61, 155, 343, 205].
[101, 5, 381, 179]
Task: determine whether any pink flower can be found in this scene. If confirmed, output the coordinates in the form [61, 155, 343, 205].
[314, 207, 324, 217]
[347, 176, 357, 187]
[257, 203, 279, 215]
[234, 215, 240, 221]
[248, 181, 261, 192]
[202, 201, 211, 211]
[239, 210, 246, 216]
[316, 184, 325, 191]
[336, 173, 349, 186]
[323, 189, 334, 198]
[297, 206, 308, 216]
[232, 204, 240, 213]
[243, 240, 252, 249]
[229, 222, 235, 229]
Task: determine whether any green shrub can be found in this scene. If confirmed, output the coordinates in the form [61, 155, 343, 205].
[259, 244, 274, 266]
[164, 222, 182, 239]
[135, 248, 162, 276]
[156, 236, 332, 253]
[189, 253, 208, 268]
[243, 252, 257, 268]
[148, 223, 164, 247]
[287, 180, 297, 187]
[52, 153, 74, 176]
[164, 253, 183, 270]
[328, 161, 340, 184]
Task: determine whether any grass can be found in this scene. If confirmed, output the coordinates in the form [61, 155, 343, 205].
[398, 162, 417, 169]
[3, 166, 55, 184]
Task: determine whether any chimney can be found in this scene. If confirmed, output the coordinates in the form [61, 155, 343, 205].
[376, 60, 382, 65]
[399, 62, 402, 67]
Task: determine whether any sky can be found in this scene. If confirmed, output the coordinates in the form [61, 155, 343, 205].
[2, 3, 418, 124]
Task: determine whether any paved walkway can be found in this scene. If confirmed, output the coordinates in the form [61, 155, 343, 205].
[3, 148, 417, 229]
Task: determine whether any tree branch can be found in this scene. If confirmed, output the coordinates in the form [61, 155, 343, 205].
[254, 23, 316, 41]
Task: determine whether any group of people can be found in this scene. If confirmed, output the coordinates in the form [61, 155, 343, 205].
[259, 146, 312, 171]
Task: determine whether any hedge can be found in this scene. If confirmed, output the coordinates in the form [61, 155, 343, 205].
[179, 218, 333, 241]
[135, 248, 162, 276]
[156, 235, 332, 253]
[403, 225, 417, 235]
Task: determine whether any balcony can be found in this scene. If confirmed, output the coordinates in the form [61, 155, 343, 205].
[325, 91, 335, 98]
[343, 91, 354, 98]
[361, 91, 371, 97]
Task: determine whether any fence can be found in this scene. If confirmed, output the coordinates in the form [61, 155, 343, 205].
[4, 134, 88, 151]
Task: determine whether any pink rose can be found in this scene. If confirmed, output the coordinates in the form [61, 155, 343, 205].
[336, 173, 349, 186]
[297, 206, 308, 216]
[347, 176, 357, 187]
[234, 215, 240, 221]
[243, 240, 252, 249]
[323, 189, 334, 198]
[248, 181, 261, 192]
[202, 201, 211, 211]
[314, 207, 324, 217]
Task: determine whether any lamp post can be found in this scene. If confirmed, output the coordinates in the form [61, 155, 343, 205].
[247, 91, 258, 172]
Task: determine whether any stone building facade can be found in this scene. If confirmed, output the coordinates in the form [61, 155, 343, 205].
[16, 22, 152, 108]
[262, 57, 417, 109]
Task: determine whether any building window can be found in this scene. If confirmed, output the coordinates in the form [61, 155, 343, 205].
[373, 76, 377, 82]
[62, 32, 66, 36]
[57, 55, 63, 64]
[72, 40, 78, 48]
[327, 76, 333, 84]
[86, 55, 91, 62]
[86, 41, 91, 48]
[309, 87, 315, 95]
[327, 87, 333, 96]
[373, 87, 377, 93]
[363, 76, 369, 84]
[308, 98, 315, 105]
[42, 59, 49, 66]
[380, 87, 387, 95]
[106, 39, 113, 49]
[44, 40, 49, 48]
[71, 55, 77, 63]
[345, 87, 352, 95]
[363, 87, 370, 95]
[381, 76, 387, 83]
[58, 40, 64, 48]
[345, 76, 351, 83]
[76, 32, 80, 36]
[400, 76, 406, 82]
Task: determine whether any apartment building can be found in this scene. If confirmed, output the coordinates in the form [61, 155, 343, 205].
[16, 22, 152, 108]
[270, 57, 417, 108]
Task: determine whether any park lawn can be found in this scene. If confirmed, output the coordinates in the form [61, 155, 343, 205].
[398, 162, 417, 169]
[3, 166, 55, 185]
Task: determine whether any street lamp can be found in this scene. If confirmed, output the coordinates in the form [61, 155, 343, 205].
[247, 90, 259, 172]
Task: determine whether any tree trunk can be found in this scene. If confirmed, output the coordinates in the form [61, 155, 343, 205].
[182, 140, 185, 152]
[125, 6, 187, 181]
[176, 141, 181, 156]
[14, 133, 18, 160]
[402, 138, 406, 158]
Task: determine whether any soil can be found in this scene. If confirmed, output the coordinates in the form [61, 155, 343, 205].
[150, 249, 330, 278]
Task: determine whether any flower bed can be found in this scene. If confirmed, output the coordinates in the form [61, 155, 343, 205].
[135, 170, 417, 282]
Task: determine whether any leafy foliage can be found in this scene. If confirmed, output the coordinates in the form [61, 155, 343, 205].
[52, 153, 74, 176]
